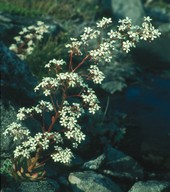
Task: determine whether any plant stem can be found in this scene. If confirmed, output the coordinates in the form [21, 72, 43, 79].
[72, 54, 90, 72]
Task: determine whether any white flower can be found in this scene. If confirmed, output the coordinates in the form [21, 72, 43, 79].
[88, 65, 105, 84]
[84, 27, 93, 34]
[96, 17, 112, 28]
[14, 36, 21, 42]
[122, 40, 131, 53]
[9, 44, 18, 52]
[51, 147, 73, 164]
[144, 16, 152, 22]
[81, 88, 100, 114]
[34, 77, 59, 95]
[37, 21, 44, 26]
[59, 101, 84, 130]
[65, 38, 82, 54]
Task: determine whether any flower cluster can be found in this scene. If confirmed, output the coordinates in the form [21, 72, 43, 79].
[3, 122, 30, 141]
[88, 65, 105, 84]
[5, 16, 161, 167]
[13, 132, 63, 159]
[17, 100, 53, 120]
[65, 17, 161, 59]
[9, 21, 49, 60]
[51, 147, 73, 163]
[81, 88, 100, 114]
[44, 59, 66, 69]
[59, 101, 85, 147]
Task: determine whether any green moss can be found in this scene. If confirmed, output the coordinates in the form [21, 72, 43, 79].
[0, 0, 98, 20]
[0, 2, 42, 17]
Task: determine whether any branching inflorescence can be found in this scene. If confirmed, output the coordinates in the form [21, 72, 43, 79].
[5, 17, 161, 167]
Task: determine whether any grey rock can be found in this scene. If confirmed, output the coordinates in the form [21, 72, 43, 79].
[0, 42, 37, 105]
[148, 172, 170, 182]
[105, 145, 143, 181]
[18, 180, 60, 192]
[111, 0, 145, 24]
[82, 154, 106, 170]
[102, 169, 136, 182]
[144, 3, 170, 23]
[68, 171, 123, 192]
[128, 180, 170, 192]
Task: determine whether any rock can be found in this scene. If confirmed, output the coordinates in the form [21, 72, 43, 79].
[82, 154, 106, 170]
[0, 42, 37, 105]
[132, 36, 170, 73]
[105, 145, 144, 181]
[18, 180, 60, 192]
[110, 0, 145, 24]
[144, 2, 170, 23]
[128, 180, 170, 192]
[102, 169, 137, 182]
[68, 171, 123, 192]
[148, 172, 170, 182]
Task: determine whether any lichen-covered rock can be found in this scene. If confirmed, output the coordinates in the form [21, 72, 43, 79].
[82, 154, 106, 170]
[18, 180, 60, 192]
[104, 145, 144, 181]
[128, 180, 170, 192]
[68, 171, 123, 192]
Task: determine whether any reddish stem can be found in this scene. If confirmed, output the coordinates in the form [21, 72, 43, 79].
[47, 112, 59, 132]
[72, 55, 90, 72]
[69, 51, 73, 71]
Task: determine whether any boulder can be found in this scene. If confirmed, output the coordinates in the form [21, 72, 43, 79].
[104, 145, 144, 181]
[18, 180, 60, 192]
[68, 171, 123, 192]
[111, 0, 145, 24]
[0, 42, 37, 105]
[128, 180, 170, 192]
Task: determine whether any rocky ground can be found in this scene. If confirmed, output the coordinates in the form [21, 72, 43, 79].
[1, 0, 170, 191]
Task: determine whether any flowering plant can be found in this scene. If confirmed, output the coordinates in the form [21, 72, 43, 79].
[9, 21, 49, 60]
[4, 17, 161, 180]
